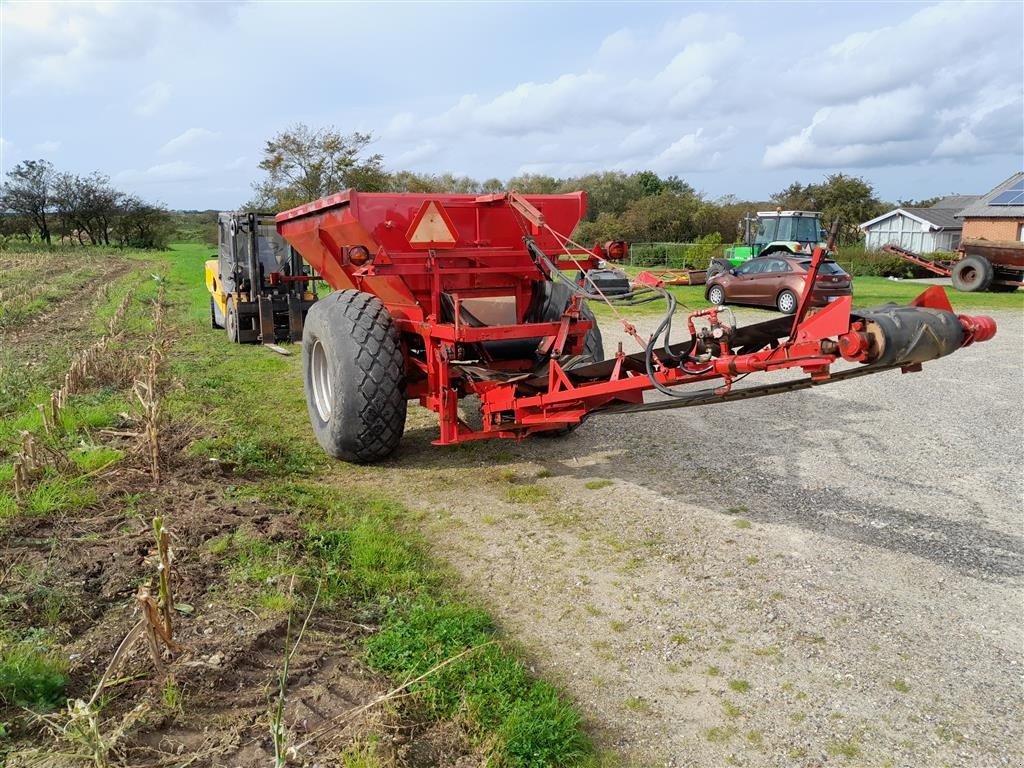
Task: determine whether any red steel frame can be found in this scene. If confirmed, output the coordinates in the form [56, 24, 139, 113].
[277, 191, 996, 446]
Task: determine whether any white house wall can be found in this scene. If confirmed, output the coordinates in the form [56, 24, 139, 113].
[863, 212, 960, 253]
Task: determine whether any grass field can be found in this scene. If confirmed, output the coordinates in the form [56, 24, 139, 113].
[0, 243, 594, 766]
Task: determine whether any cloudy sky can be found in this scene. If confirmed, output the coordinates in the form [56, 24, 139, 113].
[1, 1, 1021, 210]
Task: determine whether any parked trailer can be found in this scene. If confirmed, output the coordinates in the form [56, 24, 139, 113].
[276, 190, 996, 462]
[882, 240, 1023, 293]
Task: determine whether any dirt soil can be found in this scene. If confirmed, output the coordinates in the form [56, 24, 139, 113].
[1, 458, 475, 767]
[0, 265, 476, 767]
[364, 308, 1023, 767]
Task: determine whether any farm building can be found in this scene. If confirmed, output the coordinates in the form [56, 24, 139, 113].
[860, 195, 978, 252]
[957, 172, 1024, 242]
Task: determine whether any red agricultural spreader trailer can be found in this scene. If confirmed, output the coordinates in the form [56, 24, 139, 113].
[275, 190, 996, 462]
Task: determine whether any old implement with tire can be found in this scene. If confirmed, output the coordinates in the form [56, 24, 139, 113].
[275, 191, 996, 462]
[883, 241, 1023, 292]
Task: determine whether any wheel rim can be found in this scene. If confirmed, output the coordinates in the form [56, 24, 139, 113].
[310, 339, 333, 422]
[960, 266, 978, 286]
[779, 292, 795, 312]
[227, 311, 236, 339]
[710, 286, 724, 304]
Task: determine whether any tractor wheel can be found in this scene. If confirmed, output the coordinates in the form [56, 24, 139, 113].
[706, 258, 731, 279]
[707, 284, 726, 306]
[951, 256, 994, 292]
[532, 280, 604, 438]
[777, 289, 798, 315]
[225, 298, 239, 342]
[301, 290, 407, 463]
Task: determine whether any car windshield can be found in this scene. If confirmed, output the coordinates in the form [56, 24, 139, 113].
[797, 260, 847, 275]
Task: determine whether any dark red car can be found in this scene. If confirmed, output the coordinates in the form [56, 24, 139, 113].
[704, 254, 852, 314]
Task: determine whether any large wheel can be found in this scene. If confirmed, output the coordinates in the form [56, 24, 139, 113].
[301, 290, 407, 463]
[706, 258, 731, 279]
[225, 298, 239, 342]
[777, 289, 798, 314]
[951, 256, 994, 292]
[532, 281, 603, 438]
[707, 284, 726, 306]
[533, 280, 604, 364]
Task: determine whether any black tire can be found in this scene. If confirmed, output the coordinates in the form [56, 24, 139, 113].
[951, 256, 994, 292]
[225, 298, 239, 342]
[532, 280, 603, 438]
[706, 258, 731, 279]
[533, 280, 604, 363]
[301, 290, 407, 463]
[777, 289, 798, 314]
[707, 283, 726, 306]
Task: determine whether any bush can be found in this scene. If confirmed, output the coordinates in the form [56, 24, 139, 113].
[837, 246, 940, 278]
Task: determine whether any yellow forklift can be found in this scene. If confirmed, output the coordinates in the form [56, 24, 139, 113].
[205, 211, 317, 343]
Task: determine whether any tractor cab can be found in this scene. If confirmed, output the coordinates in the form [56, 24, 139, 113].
[752, 210, 828, 255]
[714, 210, 829, 277]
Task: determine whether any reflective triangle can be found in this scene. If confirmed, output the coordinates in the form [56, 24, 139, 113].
[408, 202, 457, 245]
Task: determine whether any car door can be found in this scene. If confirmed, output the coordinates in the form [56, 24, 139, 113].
[750, 258, 791, 307]
[729, 258, 766, 301]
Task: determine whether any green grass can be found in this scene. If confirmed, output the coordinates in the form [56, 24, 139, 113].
[826, 739, 862, 758]
[727, 679, 750, 693]
[583, 479, 613, 490]
[504, 485, 550, 503]
[0, 630, 68, 710]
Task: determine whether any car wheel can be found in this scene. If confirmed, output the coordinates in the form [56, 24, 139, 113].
[777, 289, 798, 314]
[707, 284, 726, 306]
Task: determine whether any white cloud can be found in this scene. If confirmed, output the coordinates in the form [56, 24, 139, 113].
[136, 82, 172, 117]
[2, 2, 243, 92]
[763, 2, 1022, 170]
[116, 161, 208, 184]
[652, 127, 734, 173]
[160, 128, 219, 155]
[393, 141, 440, 167]
[32, 140, 61, 154]
[224, 156, 248, 171]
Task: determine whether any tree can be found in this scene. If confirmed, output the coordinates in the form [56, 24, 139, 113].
[506, 173, 561, 194]
[771, 174, 885, 244]
[54, 171, 122, 245]
[1, 159, 56, 244]
[112, 196, 173, 249]
[250, 124, 388, 211]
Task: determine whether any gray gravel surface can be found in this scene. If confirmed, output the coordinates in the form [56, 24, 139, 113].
[377, 307, 1023, 767]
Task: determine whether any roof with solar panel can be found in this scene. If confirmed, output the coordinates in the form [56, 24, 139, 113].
[957, 172, 1024, 219]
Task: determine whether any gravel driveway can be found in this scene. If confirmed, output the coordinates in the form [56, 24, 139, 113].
[377, 306, 1023, 766]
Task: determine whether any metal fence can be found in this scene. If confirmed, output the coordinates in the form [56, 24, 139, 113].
[628, 242, 727, 269]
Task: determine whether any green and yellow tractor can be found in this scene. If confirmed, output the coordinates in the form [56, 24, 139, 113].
[708, 210, 829, 278]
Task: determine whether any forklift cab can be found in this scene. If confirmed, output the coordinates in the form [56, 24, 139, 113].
[205, 211, 317, 343]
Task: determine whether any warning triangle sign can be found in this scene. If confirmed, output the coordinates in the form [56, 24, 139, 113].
[406, 200, 458, 249]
